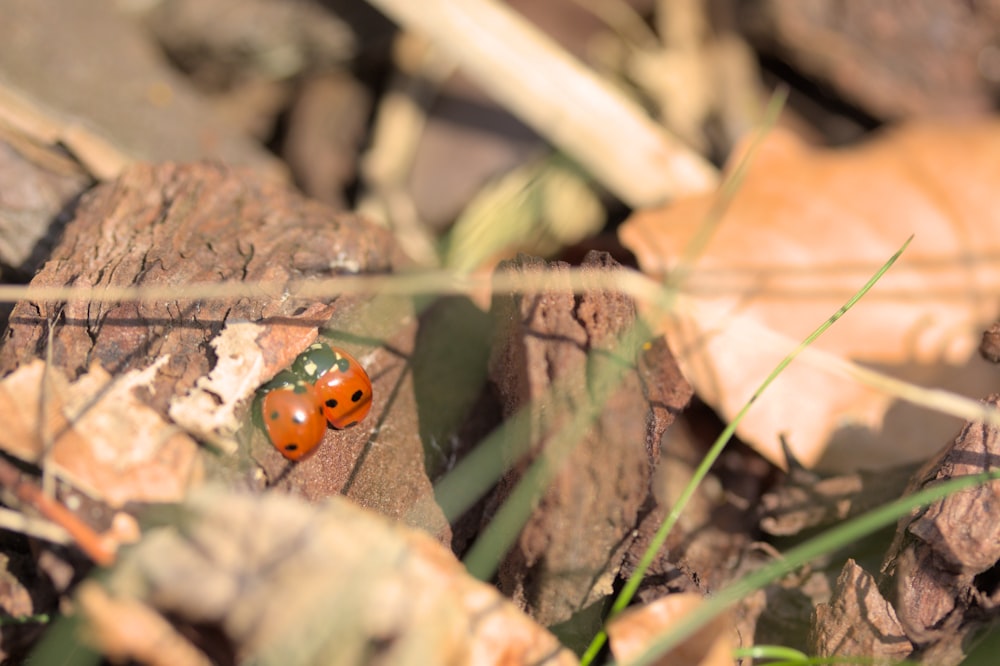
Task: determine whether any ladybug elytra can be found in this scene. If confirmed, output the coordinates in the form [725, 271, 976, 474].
[256, 344, 373, 461]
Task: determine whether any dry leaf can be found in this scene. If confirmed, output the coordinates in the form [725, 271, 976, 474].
[607, 593, 735, 666]
[873, 395, 1000, 661]
[82, 487, 578, 665]
[0, 360, 202, 507]
[620, 121, 1000, 470]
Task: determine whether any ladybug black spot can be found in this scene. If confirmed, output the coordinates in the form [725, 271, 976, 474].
[351, 390, 363, 403]
[285, 443, 299, 452]
[326, 398, 339, 409]
[269, 410, 280, 421]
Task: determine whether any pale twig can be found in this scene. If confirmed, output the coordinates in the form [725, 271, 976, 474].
[0, 457, 117, 566]
[2, 267, 997, 463]
[0, 506, 71, 546]
[0, 269, 665, 304]
[364, 0, 718, 206]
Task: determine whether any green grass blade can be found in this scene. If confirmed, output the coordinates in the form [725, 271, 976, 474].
[461, 326, 646, 579]
[580, 235, 913, 665]
[620, 467, 1000, 666]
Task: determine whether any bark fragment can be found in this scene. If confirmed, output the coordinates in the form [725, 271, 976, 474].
[810, 395, 1000, 664]
[0, 161, 397, 402]
[810, 559, 912, 661]
[0, 161, 448, 537]
[486, 251, 692, 626]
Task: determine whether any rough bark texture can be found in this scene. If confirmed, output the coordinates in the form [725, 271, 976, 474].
[742, 0, 1000, 118]
[618, 421, 773, 654]
[0, 161, 392, 405]
[0, 161, 449, 538]
[980, 321, 1000, 363]
[809, 395, 1000, 664]
[881, 394, 1000, 663]
[759, 463, 917, 537]
[486, 251, 692, 626]
[811, 559, 912, 660]
[257, 303, 452, 541]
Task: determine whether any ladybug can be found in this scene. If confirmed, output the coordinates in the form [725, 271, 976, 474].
[293, 343, 373, 429]
[256, 370, 326, 461]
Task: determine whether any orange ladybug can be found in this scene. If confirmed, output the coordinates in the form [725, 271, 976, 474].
[256, 371, 326, 461]
[293, 343, 373, 429]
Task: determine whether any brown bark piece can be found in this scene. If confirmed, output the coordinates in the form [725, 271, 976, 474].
[0, 163, 451, 535]
[487, 252, 691, 626]
[638, 331, 694, 461]
[876, 394, 1000, 663]
[257, 305, 452, 542]
[760, 464, 917, 536]
[621, 424, 766, 601]
[980, 321, 1000, 363]
[0, 161, 394, 406]
[810, 559, 912, 661]
[742, 0, 1000, 118]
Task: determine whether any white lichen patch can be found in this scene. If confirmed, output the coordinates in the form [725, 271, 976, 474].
[168, 321, 271, 453]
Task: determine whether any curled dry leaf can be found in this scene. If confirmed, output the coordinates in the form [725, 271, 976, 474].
[81, 487, 577, 666]
[607, 593, 734, 666]
[0, 359, 202, 508]
[621, 121, 1000, 470]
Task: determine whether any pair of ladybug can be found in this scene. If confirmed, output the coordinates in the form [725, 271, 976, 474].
[256, 343, 373, 461]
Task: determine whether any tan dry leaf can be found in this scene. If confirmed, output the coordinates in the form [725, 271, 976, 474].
[620, 121, 1000, 470]
[83, 487, 578, 666]
[0, 360, 202, 507]
[0, 361, 72, 462]
[608, 593, 735, 666]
